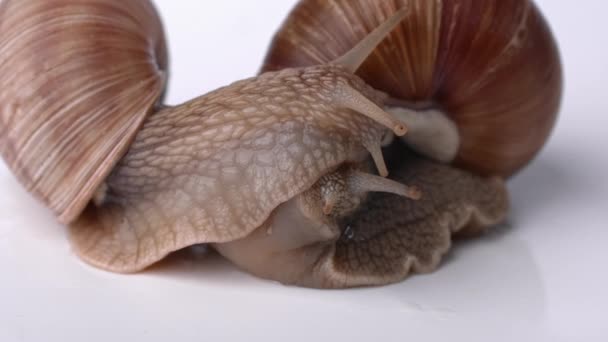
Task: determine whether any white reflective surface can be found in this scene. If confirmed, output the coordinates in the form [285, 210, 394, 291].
[1, 1, 607, 341]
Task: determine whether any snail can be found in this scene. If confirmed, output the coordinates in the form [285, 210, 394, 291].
[0, 0, 560, 288]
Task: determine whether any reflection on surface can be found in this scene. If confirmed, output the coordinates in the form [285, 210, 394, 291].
[146, 217, 545, 331]
[0, 163, 65, 243]
[509, 154, 582, 224]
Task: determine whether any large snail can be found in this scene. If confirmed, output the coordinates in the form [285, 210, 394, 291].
[0, 0, 561, 288]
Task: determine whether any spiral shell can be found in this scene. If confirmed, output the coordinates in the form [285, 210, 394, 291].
[262, 0, 563, 177]
[0, 0, 167, 223]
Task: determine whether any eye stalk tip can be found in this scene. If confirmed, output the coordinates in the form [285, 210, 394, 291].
[393, 124, 408, 136]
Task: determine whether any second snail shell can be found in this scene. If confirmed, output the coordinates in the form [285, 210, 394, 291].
[263, 0, 563, 177]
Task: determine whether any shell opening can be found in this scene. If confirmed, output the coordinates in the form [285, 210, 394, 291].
[386, 107, 460, 163]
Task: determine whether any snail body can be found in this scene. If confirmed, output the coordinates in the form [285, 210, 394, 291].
[0, 0, 559, 288]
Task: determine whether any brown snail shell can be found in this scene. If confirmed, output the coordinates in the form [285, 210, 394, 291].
[0, 0, 167, 223]
[262, 0, 563, 177]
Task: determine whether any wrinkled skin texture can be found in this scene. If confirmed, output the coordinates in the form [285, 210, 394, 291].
[215, 144, 508, 288]
[68, 64, 508, 288]
[65, 61, 510, 287]
[68, 65, 393, 273]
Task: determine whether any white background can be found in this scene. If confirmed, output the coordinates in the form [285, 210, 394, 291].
[1, 1, 607, 341]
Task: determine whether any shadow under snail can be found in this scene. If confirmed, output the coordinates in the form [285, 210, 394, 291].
[0, 0, 562, 288]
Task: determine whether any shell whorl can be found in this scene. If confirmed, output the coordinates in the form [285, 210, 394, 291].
[0, 0, 167, 223]
[262, 0, 563, 177]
